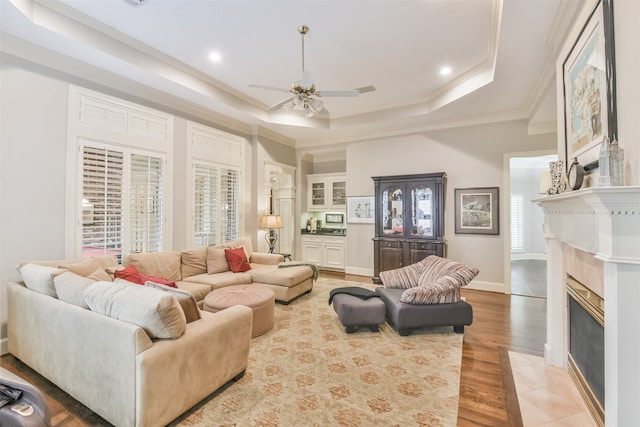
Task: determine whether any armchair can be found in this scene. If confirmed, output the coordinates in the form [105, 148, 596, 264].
[375, 255, 479, 335]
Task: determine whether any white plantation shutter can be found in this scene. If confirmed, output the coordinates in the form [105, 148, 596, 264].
[129, 153, 165, 253]
[511, 193, 525, 253]
[81, 143, 166, 257]
[220, 167, 240, 242]
[193, 162, 240, 247]
[81, 146, 124, 258]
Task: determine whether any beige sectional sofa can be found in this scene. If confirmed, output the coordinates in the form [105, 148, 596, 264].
[124, 237, 315, 304]
[7, 239, 315, 427]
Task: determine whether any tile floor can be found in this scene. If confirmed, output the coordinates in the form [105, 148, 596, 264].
[511, 259, 547, 298]
[509, 351, 597, 427]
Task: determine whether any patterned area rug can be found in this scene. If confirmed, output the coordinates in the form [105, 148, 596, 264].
[173, 278, 463, 427]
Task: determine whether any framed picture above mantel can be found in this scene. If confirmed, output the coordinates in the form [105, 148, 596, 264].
[562, 0, 617, 171]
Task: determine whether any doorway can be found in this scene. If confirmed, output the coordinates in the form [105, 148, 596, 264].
[504, 151, 556, 297]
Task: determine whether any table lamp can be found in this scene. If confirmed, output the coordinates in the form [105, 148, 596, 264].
[260, 214, 284, 253]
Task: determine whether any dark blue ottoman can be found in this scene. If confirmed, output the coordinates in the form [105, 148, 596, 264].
[332, 293, 386, 333]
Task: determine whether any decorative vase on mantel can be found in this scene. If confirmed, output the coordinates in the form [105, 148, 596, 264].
[547, 160, 566, 195]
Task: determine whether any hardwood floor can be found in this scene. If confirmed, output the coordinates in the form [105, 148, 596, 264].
[0, 272, 546, 426]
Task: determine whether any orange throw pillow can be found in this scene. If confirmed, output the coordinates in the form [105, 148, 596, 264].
[225, 247, 251, 273]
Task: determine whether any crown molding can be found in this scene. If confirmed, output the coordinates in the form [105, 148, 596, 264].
[527, 121, 557, 136]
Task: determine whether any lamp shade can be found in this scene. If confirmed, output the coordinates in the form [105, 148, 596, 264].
[260, 214, 283, 229]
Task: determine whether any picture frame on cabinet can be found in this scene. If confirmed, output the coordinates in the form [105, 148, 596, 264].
[347, 196, 374, 223]
[562, 0, 617, 171]
[454, 187, 499, 235]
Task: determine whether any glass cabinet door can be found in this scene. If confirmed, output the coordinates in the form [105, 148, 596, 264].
[331, 180, 346, 206]
[410, 184, 434, 237]
[381, 184, 403, 235]
[311, 181, 325, 207]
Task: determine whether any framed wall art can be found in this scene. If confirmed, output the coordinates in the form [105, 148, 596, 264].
[454, 187, 499, 235]
[347, 196, 374, 223]
[562, 0, 617, 171]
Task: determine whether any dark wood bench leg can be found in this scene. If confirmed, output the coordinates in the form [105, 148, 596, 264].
[369, 325, 380, 332]
[345, 326, 357, 334]
[398, 328, 411, 336]
[453, 325, 465, 334]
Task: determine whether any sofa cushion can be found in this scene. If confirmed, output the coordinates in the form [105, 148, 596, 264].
[124, 251, 182, 282]
[175, 281, 212, 303]
[19, 263, 66, 297]
[84, 281, 186, 339]
[250, 265, 313, 288]
[225, 247, 251, 273]
[54, 271, 95, 308]
[181, 247, 207, 278]
[206, 246, 230, 274]
[87, 268, 112, 282]
[59, 257, 103, 277]
[145, 281, 201, 323]
[182, 271, 252, 289]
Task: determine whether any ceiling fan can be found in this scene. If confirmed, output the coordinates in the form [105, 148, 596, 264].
[249, 25, 375, 118]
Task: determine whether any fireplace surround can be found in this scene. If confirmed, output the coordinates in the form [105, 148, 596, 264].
[536, 187, 640, 426]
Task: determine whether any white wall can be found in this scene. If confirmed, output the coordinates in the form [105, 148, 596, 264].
[1, 65, 69, 351]
[345, 121, 556, 289]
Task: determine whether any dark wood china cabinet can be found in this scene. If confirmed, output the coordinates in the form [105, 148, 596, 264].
[372, 172, 446, 283]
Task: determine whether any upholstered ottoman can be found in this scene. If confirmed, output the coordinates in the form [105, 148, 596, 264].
[332, 292, 386, 334]
[203, 284, 275, 337]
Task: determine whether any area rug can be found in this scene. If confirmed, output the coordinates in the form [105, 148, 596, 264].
[172, 278, 463, 427]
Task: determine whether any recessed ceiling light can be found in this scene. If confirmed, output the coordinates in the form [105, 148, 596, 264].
[440, 66, 452, 76]
[209, 52, 222, 62]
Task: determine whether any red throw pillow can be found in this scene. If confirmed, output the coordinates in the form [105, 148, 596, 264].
[114, 264, 145, 284]
[114, 264, 177, 288]
[225, 247, 251, 273]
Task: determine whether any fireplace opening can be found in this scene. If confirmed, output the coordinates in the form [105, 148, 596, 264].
[566, 275, 604, 426]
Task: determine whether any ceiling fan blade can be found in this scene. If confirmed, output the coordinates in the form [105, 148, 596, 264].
[301, 67, 318, 89]
[316, 89, 360, 97]
[267, 97, 295, 111]
[249, 83, 290, 94]
[355, 85, 376, 94]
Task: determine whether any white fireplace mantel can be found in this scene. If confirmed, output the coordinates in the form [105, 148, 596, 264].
[536, 186, 640, 426]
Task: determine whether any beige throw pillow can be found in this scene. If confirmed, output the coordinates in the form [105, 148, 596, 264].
[19, 263, 66, 297]
[206, 246, 230, 274]
[54, 271, 95, 308]
[144, 281, 201, 323]
[181, 247, 207, 278]
[125, 251, 182, 282]
[60, 258, 103, 277]
[84, 281, 187, 339]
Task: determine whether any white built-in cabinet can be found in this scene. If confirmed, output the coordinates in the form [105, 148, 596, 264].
[301, 235, 345, 270]
[307, 173, 346, 211]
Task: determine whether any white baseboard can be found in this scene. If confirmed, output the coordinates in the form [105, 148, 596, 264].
[511, 253, 547, 261]
[466, 280, 506, 293]
[1, 337, 8, 356]
[344, 266, 373, 277]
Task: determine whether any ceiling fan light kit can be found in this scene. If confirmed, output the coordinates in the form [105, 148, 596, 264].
[249, 25, 375, 118]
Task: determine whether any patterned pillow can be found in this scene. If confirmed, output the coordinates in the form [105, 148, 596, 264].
[400, 263, 479, 304]
[379, 257, 431, 289]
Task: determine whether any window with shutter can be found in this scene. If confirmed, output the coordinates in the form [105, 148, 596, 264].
[81, 144, 166, 258]
[511, 193, 525, 253]
[81, 146, 124, 258]
[129, 153, 165, 254]
[193, 162, 240, 247]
